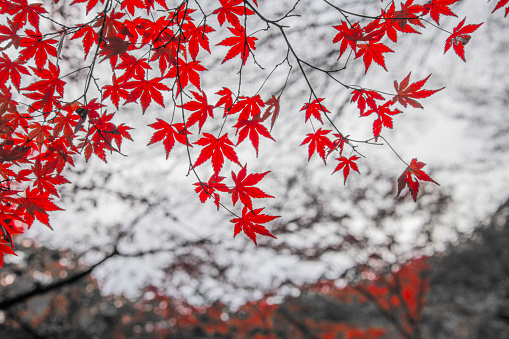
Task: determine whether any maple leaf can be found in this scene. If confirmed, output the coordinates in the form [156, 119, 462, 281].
[17, 187, 62, 229]
[78, 103, 134, 162]
[94, 10, 125, 38]
[70, 0, 104, 14]
[52, 110, 80, 145]
[213, 0, 254, 27]
[183, 91, 214, 133]
[194, 174, 229, 209]
[99, 36, 131, 63]
[217, 26, 257, 65]
[19, 30, 58, 69]
[27, 122, 52, 148]
[0, 145, 30, 164]
[103, 74, 129, 110]
[234, 116, 275, 156]
[329, 133, 349, 156]
[444, 17, 483, 62]
[0, 19, 22, 50]
[124, 77, 169, 113]
[167, 59, 207, 94]
[333, 156, 360, 184]
[392, 72, 444, 109]
[363, 101, 402, 139]
[215, 87, 234, 112]
[422, 0, 459, 25]
[301, 128, 335, 164]
[147, 120, 190, 159]
[0, 52, 30, 91]
[70, 25, 98, 59]
[230, 206, 278, 245]
[351, 89, 384, 115]
[230, 165, 274, 211]
[383, 0, 425, 33]
[32, 159, 70, 197]
[228, 95, 265, 120]
[194, 133, 241, 174]
[397, 158, 439, 201]
[183, 22, 214, 60]
[115, 54, 151, 83]
[332, 22, 364, 58]
[24, 63, 64, 97]
[301, 98, 329, 124]
[0, 242, 16, 268]
[8, 0, 47, 29]
[355, 42, 394, 73]
[0, 86, 18, 115]
[23, 63, 65, 114]
[492, 0, 509, 16]
[261, 95, 281, 130]
[120, 0, 147, 15]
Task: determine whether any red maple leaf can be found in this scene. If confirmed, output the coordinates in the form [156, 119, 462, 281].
[333, 155, 360, 184]
[99, 36, 132, 63]
[32, 158, 70, 197]
[213, 0, 254, 27]
[194, 174, 229, 209]
[0, 242, 16, 268]
[301, 98, 329, 124]
[7, 0, 47, 29]
[19, 30, 58, 69]
[17, 187, 62, 229]
[23, 63, 65, 114]
[330, 133, 349, 156]
[183, 22, 215, 60]
[124, 76, 169, 113]
[0, 52, 30, 91]
[351, 89, 384, 115]
[217, 26, 257, 65]
[183, 91, 214, 132]
[492, 0, 509, 16]
[215, 87, 234, 113]
[228, 95, 265, 120]
[301, 128, 335, 164]
[332, 22, 364, 58]
[120, 0, 147, 15]
[115, 54, 152, 83]
[147, 120, 190, 159]
[70, 25, 98, 59]
[230, 165, 274, 210]
[52, 110, 80, 145]
[234, 116, 275, 156]
[167, 59, 207, 94]
[0, 86, 18, 115]
[0, 19, 22, 50]
[383, 0, 425, 33]
[230, 206, 278, 245]
[103, 74, 129, 110]
[444, 17, 483, 62]
[80, 104, 133, 162]
[362, 101, 402, 139]
[194, 133, 241, 174]
[94, 10, 125, 38]
[392, 72, 444, 109]
[261, 95, 281, 130]
[70, 0, 104, 14]
[422, 0, 459, 24]
[397, 158, 439, 201]
[355, 42, 394, 73]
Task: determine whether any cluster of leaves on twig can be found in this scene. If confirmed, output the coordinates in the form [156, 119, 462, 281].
[0, 0, 504, 267]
